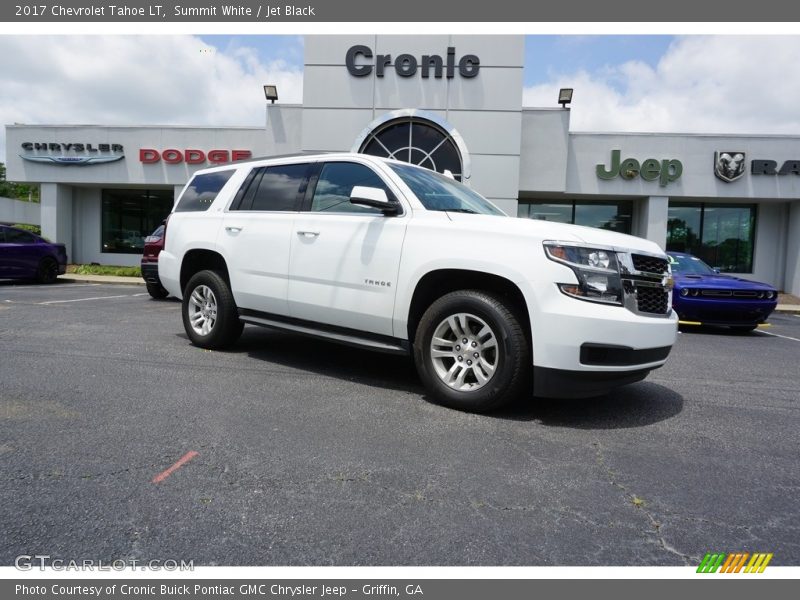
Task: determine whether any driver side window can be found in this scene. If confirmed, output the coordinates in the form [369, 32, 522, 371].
[310, 162, 389, 214]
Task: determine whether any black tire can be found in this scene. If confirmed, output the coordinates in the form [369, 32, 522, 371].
[36, 257, 59, 284]
[731, 324, 758, 333]
[146, 282, 169, 299]
[413, 290, 530, 412]
[182, 270, 243, 349]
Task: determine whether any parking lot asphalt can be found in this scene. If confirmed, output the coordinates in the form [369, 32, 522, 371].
[1, 281, 798, 566]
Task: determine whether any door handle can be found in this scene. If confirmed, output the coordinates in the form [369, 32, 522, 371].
[225, 226, 243, 232]
[297, 230, 320, 237]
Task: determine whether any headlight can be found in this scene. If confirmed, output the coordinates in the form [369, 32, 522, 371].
[544, 242, 623, 306]
[680, 288, 689, 297]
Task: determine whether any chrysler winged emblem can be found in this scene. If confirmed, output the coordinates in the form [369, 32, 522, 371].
[715, 151, 746, 182]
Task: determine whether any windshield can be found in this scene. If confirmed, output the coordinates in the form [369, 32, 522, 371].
[388, 162, 505, 216]
[669, 254, 717, 275]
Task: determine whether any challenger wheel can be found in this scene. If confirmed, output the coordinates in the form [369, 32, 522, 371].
[414, 290, 529, 412]
[182, 270, 243, 349]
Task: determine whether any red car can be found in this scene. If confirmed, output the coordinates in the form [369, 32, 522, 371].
[0, 224, 67, 284]
[141, 224, 169, 299]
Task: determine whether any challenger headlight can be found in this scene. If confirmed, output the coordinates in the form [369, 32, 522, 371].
[544, 242, 623, 306]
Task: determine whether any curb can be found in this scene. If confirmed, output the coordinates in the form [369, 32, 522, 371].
[59, 275, 146, 286]
[775, 305, 800, 313]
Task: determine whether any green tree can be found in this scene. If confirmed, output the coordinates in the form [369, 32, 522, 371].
[0, 162, 40, 202]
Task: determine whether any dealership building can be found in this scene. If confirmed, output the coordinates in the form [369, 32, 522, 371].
[5, 35, 800, 294]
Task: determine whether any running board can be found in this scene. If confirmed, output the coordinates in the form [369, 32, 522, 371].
[238, 312, 410, 355]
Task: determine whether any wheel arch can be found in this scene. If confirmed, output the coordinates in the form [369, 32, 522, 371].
[180, 248, 230, 294]
[406, 269, 532, 348]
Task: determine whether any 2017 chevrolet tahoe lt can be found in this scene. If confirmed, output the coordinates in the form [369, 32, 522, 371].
[159, 153, 677, 412]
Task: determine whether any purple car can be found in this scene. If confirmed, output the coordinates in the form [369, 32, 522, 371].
[0, 224, 67, 284]
[668, 251, 777, 332]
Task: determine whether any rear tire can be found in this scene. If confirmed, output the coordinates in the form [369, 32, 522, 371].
[182, 270, 243, 349]
[413, 290, 530, 412]
[36, 257, 59, 284]
[731, 324, 758, 333]
[146, 282, 169, 299]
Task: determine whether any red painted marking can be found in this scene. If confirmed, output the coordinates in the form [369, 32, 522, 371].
[151, 451, 199, 484]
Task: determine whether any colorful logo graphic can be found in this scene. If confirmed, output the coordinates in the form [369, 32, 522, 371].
[697, 552, 773, 573]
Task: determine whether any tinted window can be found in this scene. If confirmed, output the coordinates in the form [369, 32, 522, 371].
[5, 228, 36, 244]
[311, 162, 390, 214]
[175, 170, 235, 212]
[249, 164, 309, 211]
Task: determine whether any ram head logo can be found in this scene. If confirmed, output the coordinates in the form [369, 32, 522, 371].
[715, 152, 746, 182]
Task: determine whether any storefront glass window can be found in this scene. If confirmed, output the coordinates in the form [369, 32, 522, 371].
[667, 203, 756, 272]
[518, 200, 632, 234]
[101, 189, 173, 254]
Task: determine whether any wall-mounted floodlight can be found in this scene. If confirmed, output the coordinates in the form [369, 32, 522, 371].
[264, 85, 278, 104]
[558, 88, 573, 108]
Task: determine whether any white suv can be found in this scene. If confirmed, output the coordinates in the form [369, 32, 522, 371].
[159, 153, 677, 412]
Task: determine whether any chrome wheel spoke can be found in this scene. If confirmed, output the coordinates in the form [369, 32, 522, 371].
[430, 347, 455, 358]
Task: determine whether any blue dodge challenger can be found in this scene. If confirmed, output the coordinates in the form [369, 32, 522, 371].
[668, 252, 777, 332]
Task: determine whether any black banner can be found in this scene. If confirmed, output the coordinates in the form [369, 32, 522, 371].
[4, 579, 798, 600]
[3, 0, 800, 22]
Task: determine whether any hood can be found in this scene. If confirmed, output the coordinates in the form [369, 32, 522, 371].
[443, 212, 666, 256]
[673, 272, 775, 291]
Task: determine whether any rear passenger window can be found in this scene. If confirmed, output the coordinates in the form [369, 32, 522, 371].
[175, 170, 235, 212]
[243, 164, 309, 212]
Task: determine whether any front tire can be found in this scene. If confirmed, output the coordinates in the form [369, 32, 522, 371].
[731, 324, 758, 333]
[36, 257, 59, 284]
[413, 290, 530, 412]
[182, 270, 243, 349]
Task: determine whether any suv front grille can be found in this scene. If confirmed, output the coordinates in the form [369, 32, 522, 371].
[636, 286, 670, 315]
[632, 254, 669, 275]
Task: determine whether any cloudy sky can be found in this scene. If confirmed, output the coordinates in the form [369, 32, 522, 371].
[2, 34, 800, 162]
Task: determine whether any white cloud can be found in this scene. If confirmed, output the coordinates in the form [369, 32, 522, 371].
[523, 36, 800, 135]
[0, 35, 304, 162]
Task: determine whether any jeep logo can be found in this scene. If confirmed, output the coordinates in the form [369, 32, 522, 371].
[346, 45, 479, 79]
[596, 149, 682, 187]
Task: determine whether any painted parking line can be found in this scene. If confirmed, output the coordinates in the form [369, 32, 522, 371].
[755, 330, 800, 343]
[39, 292, 149, 304]
[0, 283, 101, 292]
[151, 451, 199, 484]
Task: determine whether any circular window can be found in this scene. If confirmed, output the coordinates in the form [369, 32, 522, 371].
[358, 117, 464, 181]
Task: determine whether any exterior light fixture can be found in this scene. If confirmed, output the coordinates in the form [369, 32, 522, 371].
[558, 88, 573, 108]
[264, 85, 278, 104]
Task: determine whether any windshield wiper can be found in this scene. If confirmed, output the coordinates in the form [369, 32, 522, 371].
[443, 208, 479, 214]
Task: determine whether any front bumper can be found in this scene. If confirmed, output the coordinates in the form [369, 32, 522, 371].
[523, 278, 678, 397]
[673, 297, 777, 326]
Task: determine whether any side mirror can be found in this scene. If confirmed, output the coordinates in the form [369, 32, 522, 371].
[350, 186, 400, 215]
[713, 268, 721, 274]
